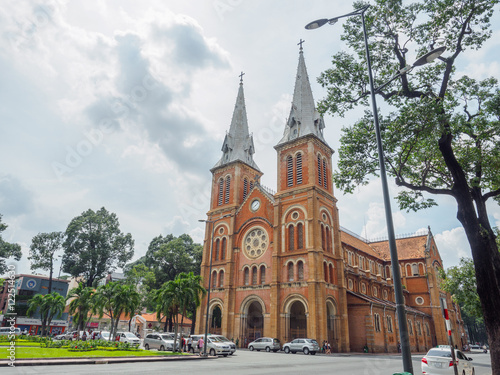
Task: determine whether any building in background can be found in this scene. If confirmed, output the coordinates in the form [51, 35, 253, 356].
[0, 274, 69, 335]
[196, 45, 466, 353]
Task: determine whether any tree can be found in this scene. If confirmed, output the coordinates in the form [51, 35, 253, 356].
[67, 282, 94, 333]
[27, 292, 65, 337]
[93, 282, 140, 340]
[62, 207, 134, 287]
[0, 214, 22, 274]
[439, 258, 482, 319]
[317, 0, 500, 369]
[29, 232, 63, 294]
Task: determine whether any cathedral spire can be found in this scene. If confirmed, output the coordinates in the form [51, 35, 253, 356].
[213, 75, 260, 171]
[276, 43, 326, 146]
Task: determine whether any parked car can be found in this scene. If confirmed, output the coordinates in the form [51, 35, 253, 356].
[248, 337, 281, 352]
[190, 334, 231, 356]
[283, 338, 320, 355]
[421, 347, 474, 375]
[211, 335, 237, 355]
[117, 331, 140, 346]
[143, 333, 177, 351]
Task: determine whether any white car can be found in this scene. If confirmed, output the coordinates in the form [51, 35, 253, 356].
[421, 347, 474, 375]
[117, 331, 141, 346]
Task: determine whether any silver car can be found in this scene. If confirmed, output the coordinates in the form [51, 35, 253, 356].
[248, 337, 281, 352]
[283, 338, 320, 355]
[211, 335, 237, 354]
[143, 333, 176, 351]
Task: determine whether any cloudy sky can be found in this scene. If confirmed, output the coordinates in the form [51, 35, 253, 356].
[1, 0, 499, 276]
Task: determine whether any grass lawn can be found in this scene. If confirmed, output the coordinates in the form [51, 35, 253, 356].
[0, 347, 187, 359]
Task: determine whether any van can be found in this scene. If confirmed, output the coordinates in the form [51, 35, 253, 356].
[190, 334, 231, 356]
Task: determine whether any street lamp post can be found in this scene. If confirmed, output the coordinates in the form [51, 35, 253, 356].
[306, 5, 445, 374]
[198, 214, 231, 356]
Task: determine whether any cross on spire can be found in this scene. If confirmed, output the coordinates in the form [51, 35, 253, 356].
[239, 71, 245, 83]
[298, 39, 305, 50]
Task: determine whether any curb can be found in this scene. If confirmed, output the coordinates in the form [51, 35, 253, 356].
[0, 354, 215, 367]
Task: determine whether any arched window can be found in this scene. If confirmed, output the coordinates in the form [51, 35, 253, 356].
[418, 263, 425, 275]
[324, 262, 328, 282]
[218, 178, 224, 206]
[416, 321, 422, 335]
[212, 271, 217, 288]
[323, 159, 327, 189]
[287, 262, 294, 281]
[244, 268, 249, 285]
[387, 316, 393, 332]
[288, 225, 295, 251]
[297, 261, 304, 281]
[374, 313, 381, 332]
[408, 320, 414, 335]
[321, 224, 325, 250]
[287, 155, 293, 187]
[214, 239, 220, 261]
[221, 238, 227, 260]
[296, 153, 303, 185]
[260, 265, 266, 284]
[317, 154, 322, 186]
[425, 322, 430, 336]
[329, 264, 334, 284]
[297, 223, 304, 249]
[224, 176, 231, 204]
[412, 263, 419, 276]
[325, 227, 331, 253]
[406, 264, 412, 276]
[243, 178, 248, 200]
[219, 270, 224, 287]
[252, 267, 258, 285]
[385, 265, 391, 279]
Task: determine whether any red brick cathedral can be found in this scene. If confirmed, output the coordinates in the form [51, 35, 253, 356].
[196, 46, 466, 353]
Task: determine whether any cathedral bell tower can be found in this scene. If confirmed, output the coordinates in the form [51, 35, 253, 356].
[273, 42, 348, 351]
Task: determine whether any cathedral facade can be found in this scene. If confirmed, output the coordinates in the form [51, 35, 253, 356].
[195, 47, 466, 353]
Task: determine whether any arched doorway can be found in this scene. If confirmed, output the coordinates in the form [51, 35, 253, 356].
[245, 301, 263, 343]
[326, 299, 338, 351]
[289, 301, 307, 339]
[211, 305, 222, 335]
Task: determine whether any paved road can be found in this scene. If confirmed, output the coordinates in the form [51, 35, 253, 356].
[2, 350, 492, 375]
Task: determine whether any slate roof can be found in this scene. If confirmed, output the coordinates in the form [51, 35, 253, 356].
[213, 82, 260, 171]
[347, 290, 431, 317]
[276, 47, 327, 147]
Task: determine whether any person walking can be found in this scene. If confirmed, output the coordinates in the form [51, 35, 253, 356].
[326, 342, 331, 355]
[187, 336, 193, 353]
[198, 337, 204, 356]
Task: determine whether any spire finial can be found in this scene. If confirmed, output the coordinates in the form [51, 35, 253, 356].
[298, 39, 305, 51]
[239, 71, 245, 83]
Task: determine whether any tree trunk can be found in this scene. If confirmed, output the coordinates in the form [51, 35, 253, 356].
[453, 191, 500, 374]
[48, 264, 53, 294]
[190, 303, 196, 335]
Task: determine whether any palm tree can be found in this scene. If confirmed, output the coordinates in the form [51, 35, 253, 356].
[67, 282, 94, 332]
[27, 292, 66, 337]
[154, 273, 206, 352]
[122, 284, 141, 332]
[93, 282, 140, 340]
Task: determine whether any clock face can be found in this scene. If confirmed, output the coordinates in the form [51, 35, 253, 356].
[251, 199, 260, 211]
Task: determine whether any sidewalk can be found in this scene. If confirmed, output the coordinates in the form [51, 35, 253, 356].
[0, 354, 214, 367]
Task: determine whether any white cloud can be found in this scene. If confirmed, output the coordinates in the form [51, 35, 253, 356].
[434, 227, 471, 268]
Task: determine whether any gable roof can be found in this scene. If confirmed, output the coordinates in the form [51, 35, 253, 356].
[340, 230, 381, 259]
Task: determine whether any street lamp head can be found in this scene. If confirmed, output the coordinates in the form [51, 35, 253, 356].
[305, 18, 329, 30]
[412, 46, 446, 67]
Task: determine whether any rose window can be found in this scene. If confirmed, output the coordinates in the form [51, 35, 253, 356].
[243, 228, 268, 259]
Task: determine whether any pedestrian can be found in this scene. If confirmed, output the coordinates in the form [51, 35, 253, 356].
[182, 336, 186, 352]
[397, 342, 401, 353]
[82, 332, 87, 341]
[198, 337, 204, 355]
[326, 342, 331, 355]
[187, 336, 193, 353]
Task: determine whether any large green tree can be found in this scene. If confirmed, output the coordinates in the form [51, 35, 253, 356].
[62, 207, 134, 287]
[0, 214, 22, 274]
[27, 292, 65, 337]
[316, 0, 500, 370]
[28, 231, 63, 294]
